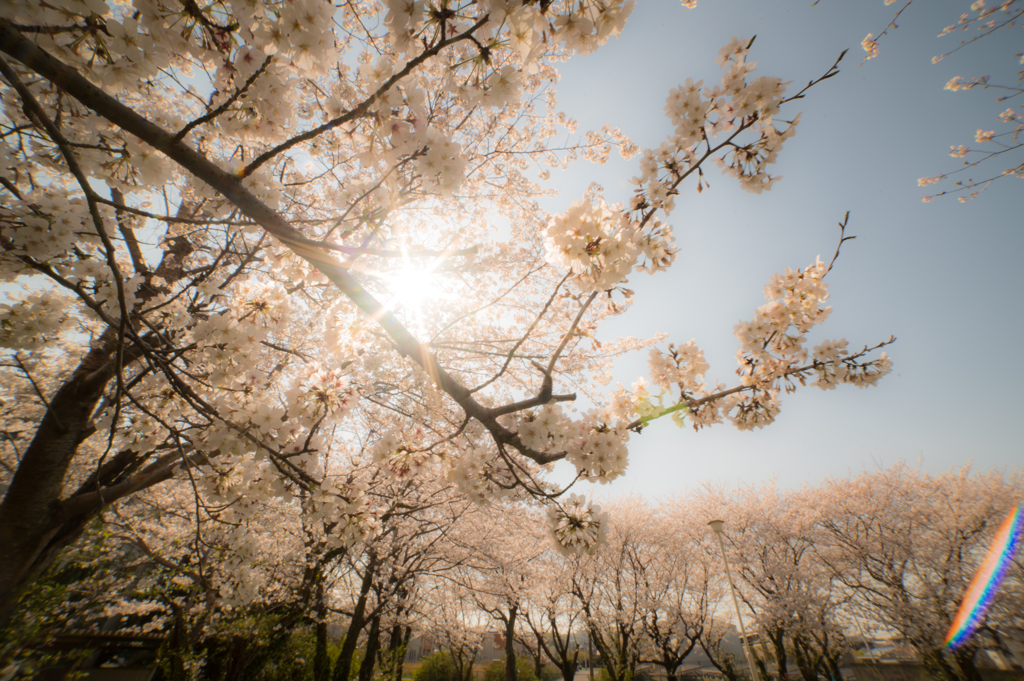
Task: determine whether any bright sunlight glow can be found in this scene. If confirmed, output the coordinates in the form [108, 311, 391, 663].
[385, 263, 442, 312]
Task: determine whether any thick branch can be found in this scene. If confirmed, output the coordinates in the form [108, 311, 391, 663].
[0, 20, 568, 470]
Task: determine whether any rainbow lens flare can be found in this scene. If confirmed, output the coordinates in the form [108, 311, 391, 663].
[944, 503, 1023, 650]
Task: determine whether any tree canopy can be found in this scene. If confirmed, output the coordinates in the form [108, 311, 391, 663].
[0, 0, 900, 625]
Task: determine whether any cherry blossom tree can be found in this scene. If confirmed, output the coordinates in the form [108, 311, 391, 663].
[744, 489, 846, 681]
[520, 550, 587, 681]
[0, 0, 895, 629]
[445, 503, 547, 681]
[420, 581, 485, 681]
[696, 619, 744, 681]
[817, 464, 1024, 681]
[643, 500, 727, 681]
[568, 497, 657, 681]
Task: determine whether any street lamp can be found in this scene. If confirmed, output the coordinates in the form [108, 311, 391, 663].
[708, 519, 760, 681]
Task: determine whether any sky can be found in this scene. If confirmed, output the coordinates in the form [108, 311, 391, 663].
[541, 0, 1023, 498]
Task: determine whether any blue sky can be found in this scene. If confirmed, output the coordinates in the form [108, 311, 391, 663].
[543, 0, 1023, 496]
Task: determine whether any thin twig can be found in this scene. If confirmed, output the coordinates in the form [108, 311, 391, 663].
[11, 353, 62, 431]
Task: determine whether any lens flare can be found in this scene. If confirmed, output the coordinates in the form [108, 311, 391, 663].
[944, 503, 1023, 650]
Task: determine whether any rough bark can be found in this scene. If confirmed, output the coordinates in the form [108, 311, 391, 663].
[791, 633, 820, 681]
[767, 628, 788, 681]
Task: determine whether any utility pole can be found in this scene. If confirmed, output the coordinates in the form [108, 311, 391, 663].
[708, 520, 760, 681]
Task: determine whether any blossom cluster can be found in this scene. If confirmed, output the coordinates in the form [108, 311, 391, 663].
[384, 0, 426, 54]
[308, 477, 379, 549]
[448, 438, 527, 506]
[547, 493, 609, 556]
[608, 258, 892, 435]
[728, 259, 832, 429]
[287, 367, 360, 423]
[0, 290, 74, 350]
[564, 412, 630, 483]
[647, 341, 710, 394]
[544, 198, 677, 292]
[730, 259, 891, 426]
[505, 404, 630, 484]
[632, 38, 799, 214]
[3, 192, 94, 265]
[265, 0, 339, 72]
[372, 427, 441, 480]
[412, 130, 469, 198]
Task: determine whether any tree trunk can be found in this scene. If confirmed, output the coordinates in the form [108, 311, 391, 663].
[753, 655, 771, 681]
[358, 614, 382, 681]
[768, 628, 787, 681]
[220, 636, 251, 681]
[824, 653, 843, 681]
[526, 631, 544, 679]
[562, 660, 578, 681]
[379, 598, 409, 681]
[151, 606, 190, 681]
[506, 604, 519, 681]
[699, 638, 739, 681]
[951, 647, 983, 681]
[0, 329, 119, 623]
[790, 634, 818, 681]
[315, 578, 331, 681]
[333, 556, 377, 681]
[393, 626, 412, 681]
[0, 223, 194, 626]
[465, 646, 479, 681]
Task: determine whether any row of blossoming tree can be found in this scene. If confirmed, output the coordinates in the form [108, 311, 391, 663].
[435, 466, 1023, 681]
[2, 464, 1020, 680]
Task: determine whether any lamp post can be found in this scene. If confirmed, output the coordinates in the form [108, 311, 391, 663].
[708, 519, 760, 681]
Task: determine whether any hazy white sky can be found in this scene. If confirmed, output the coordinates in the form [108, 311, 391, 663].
[543, 0, 1023, 497]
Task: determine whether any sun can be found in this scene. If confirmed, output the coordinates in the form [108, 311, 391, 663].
[384, 263, 443, 312]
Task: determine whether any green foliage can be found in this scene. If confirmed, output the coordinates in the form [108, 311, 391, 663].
[414, 651, 460, 681]
[254, 627, 322, 681]
[538, 665, 561, 681]
[598, 667, 631, 681]
[0, 520, 118, 678]
[192, 617, 343, 681]
[349, 643, 365, 681]
[482, 656, 538, 681]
